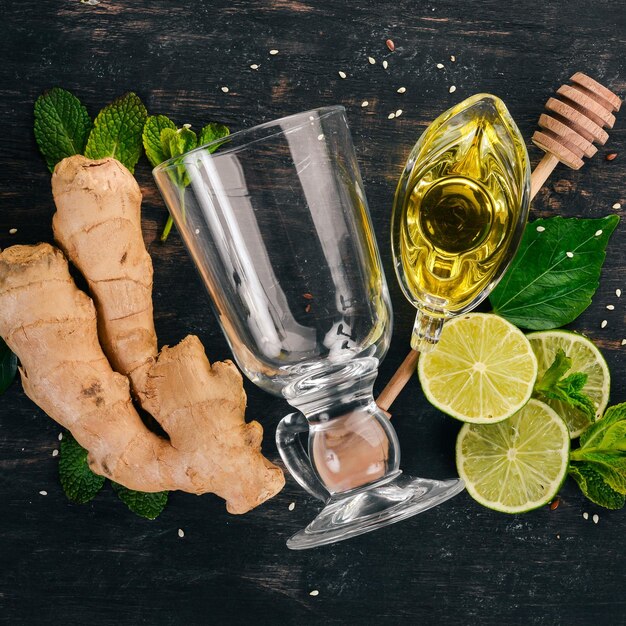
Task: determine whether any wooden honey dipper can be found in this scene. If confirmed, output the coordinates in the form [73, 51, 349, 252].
[376, 72, 622, 413]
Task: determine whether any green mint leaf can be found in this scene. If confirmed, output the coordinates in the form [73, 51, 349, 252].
[198, 122, 230, 152]
[58, 432, 105, 504]
[491, 215, 620, 329]
[559, 373, 596, 419]
[569, 403, 626, 508]
[570, 453, 626, 493]
[160, 126, 197, 188]
[158, 125, 198, 242]
[34, 87, 92, 172]
[111, 483, 168, 520]
[569, 462, 625, 509]
[535, 349, 571, 393]
[534, 349, 595, 420]
[143, 115, 177, 168]
[578, 402, 626, 451]
[84, 92, 147, 173]
[166, 125, 198, 158]
[0, 337, 17, 396]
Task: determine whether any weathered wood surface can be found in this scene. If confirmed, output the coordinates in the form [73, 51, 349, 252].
[1, 1, 625, 624]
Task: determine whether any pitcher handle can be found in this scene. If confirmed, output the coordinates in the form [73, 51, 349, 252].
[276, 412, 329, 502]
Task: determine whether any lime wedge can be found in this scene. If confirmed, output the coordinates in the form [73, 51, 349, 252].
[527, 330, 610, 438]
[456, 399, 570, 513]
[418, 313, 538, 423]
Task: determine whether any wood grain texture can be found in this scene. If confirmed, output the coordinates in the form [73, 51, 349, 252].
[0, 0, 625, 624]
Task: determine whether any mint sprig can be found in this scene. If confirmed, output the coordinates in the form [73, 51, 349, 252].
[84, 92, 147, 173]
[143, 114, 177, 167]
[34, 87, 92, 172]
[58, 432, 169, 518]
[0, 337, 17, 396]
[112, 483, 168, 520]
[570, 403, 626, 509]
[142, 115, 229, 241]
[58, 432, 105, 504]
[534, 349, 596, 421]
[491, 215, 620, 329]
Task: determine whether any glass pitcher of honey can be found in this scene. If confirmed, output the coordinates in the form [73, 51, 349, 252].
[391, 94, 531, 352]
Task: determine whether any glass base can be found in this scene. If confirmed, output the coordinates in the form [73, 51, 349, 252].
[286, 472, 464, 550]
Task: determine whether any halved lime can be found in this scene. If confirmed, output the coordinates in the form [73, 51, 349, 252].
[456, 399, 570, 513]
[527, 330, 610, 438]
[418, 313, 538, 423]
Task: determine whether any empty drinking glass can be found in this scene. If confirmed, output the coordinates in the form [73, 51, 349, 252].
[153, 106, 463, 550]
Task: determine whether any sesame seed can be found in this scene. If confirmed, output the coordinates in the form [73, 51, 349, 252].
[382, 60, 388, 69]
[583, 512, 589, 520]
[39, 490, 47, 496]
[395, 109, 403, 117]
[536, 226, 546, 232]
[595, 230, 603, 236]
[52, 449, 59, 457]
[388, 112, 395, 119]
[269, 49, 279, 55]
[613, 203, 621, 209]
[221, 86, 229, 93]
[386, 39, 395, 51]
[288, 502, 296, 511]
[250, 64, 259, 70]
[450, 55, 456, 62]
[397, 87, 406, 93]
[436, 63, 444, 69]
[449, 85, 457, 93]
[9, 228, 17, 234]
[616, 289, 622, 297]
[309, 590, 319, 596]
[195, 229, 200, 235]
[601, 320, 608, 328]
[566, 251, 574, 258]
[309, 115, 315, 121]
[317, 134, 324, 141]
[178, 528, 185, 537]
[338, 70, 347, 79]
[361, 100, 369, 107]
[58, 433, 63, 441]
[607, 304, 615, 310]
[368, 56, 376, 65]
[592, 514, 599, 524]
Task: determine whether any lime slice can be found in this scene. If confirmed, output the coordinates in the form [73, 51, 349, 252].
[527, 330, 610, 438]
[418, 313, 538, 423]
[456, 399, 570, 513]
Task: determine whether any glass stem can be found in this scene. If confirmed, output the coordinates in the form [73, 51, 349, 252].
[410, 309, 445, 352]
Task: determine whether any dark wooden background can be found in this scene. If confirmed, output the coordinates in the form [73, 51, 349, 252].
[1, 1, 625, 624]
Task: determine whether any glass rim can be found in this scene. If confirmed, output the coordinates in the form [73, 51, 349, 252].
[153, 105, 346, 174]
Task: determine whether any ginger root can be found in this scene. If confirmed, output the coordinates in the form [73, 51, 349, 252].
[51, 155, 157, 403]
[0, 244, 284, 513]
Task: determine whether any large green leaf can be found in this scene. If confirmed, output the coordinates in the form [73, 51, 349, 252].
[491, 215, 619, 329]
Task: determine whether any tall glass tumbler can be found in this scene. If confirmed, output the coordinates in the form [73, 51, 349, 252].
[153, 106, 463, 549]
